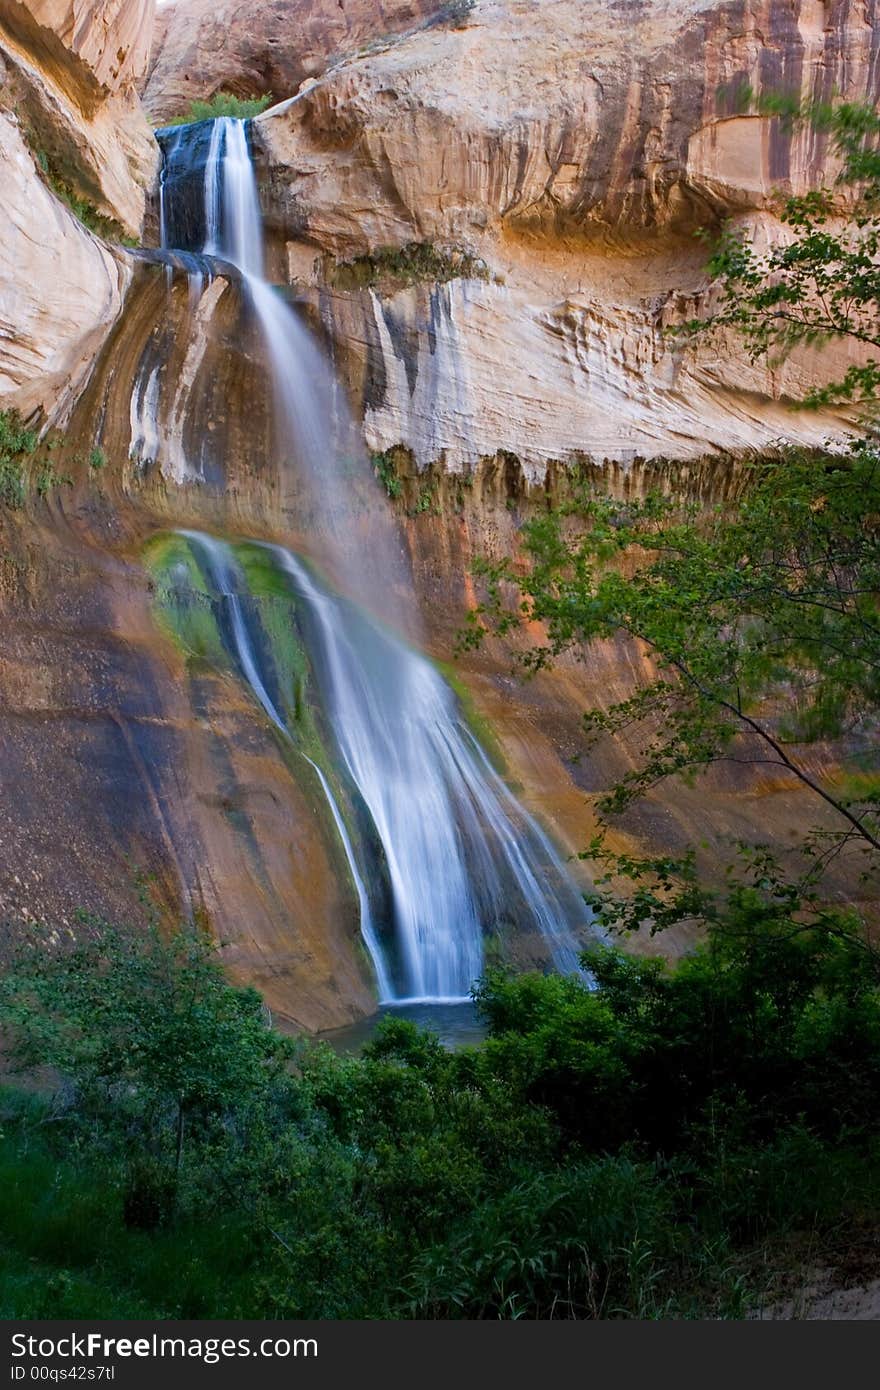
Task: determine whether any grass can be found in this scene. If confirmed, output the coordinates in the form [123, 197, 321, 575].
[35, 462, 71, 498]
[0, 412, 36, 508]
[0, 412, 113, 508]
[162, 93, 273, 128]
[0, 1128, 260, 1319]
[31, 149, 138, 246]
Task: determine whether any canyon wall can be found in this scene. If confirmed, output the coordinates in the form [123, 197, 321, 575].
[0, 0, 157, 422]
[0, 110, 130, 422]
[0, 0, 156, 232]
[1, 0, 877, 1030]
[142, 0, 450, 122]
[249, 0, 877, 475]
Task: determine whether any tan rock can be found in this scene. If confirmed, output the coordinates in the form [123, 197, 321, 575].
[0, 488, 375, 1032]
[2, 0, 877, 1025]
[142, 0, 447, 123]
[254, 0, 879, 471]
[259, 0, 871, 249]
[8, 0, 155, 93]
[0, 0, 157, 234]
[340, 275, 853, 479]
[0, 110, 131, 423]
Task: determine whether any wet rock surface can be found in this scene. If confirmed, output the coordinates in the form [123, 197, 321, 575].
[2, 0, 878, 1029]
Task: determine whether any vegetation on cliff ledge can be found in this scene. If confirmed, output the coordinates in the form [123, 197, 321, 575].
[0, 411, 78, 508]
[329, 242, 489, 294]
[29, 147, 138, 246]
[161, 92, 273, 128]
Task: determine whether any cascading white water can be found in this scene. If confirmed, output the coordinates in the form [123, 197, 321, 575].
[179, 528, 394, 1000]
[207, 119, 263, 274]
[269, 546, 585, 994]
[158, 117, 591, 1002]
[161, 118, 403, 604]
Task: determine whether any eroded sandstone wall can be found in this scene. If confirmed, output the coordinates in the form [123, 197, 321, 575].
[0, 111, 132, 422]
[3, 0, 879, 1030]
[142, 0, 450, 122]
[0, 474, 376, 1031]
[0, 0, 157, 424]
[0, 0, 157, 232]
[247, 0, 877, 474]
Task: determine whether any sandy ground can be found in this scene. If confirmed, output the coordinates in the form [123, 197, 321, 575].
[753, 1276, 880, 1320]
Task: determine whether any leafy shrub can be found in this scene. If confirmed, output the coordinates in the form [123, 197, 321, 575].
[411, 485, 436, 516]
[164, 92, 273, 127]
[444, 0, 476, 27]
[1, 903, 879, 1318]
[372, 451, 402, 498]
[122, 1159, 178, 1232]
[475, 912, 880, 1153]
[0, 412, 36, 508]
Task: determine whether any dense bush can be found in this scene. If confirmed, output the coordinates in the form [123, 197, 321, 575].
[476, 920, 880, 1152]
[164, 93, 273, 127]
[1, 905, 879, 1319]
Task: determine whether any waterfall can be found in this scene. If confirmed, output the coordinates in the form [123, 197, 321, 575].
[159, 117, 409, 611]
[157, 116, 592, 1003]
[269, 546, 585, 992]
[179, 528, 394, 1002]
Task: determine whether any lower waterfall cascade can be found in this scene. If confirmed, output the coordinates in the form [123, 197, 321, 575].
[154, 115, 593, 1004]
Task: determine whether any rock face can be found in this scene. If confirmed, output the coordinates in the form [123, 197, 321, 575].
[252, 0, 878, 474]
[14, 0, 155, 90]
[259, 0, 879, 248]
[0, 487, 375, 1032]
[142, 0, 447, 123]
[0, 0, 157, 234]
[2, 0, 879, 1031]
[0, 0, 158, 422]
[0, 111, 131, 422]
[315, 270, 852, 479]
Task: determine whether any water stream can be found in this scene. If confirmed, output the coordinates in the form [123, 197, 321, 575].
[157, 116, 592, 1003]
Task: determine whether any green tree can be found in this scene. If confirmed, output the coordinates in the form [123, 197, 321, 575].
[685, 92, 880, 415]
[0, 922, 293, 1215]
[463, 97, 880, 912]
[464, 450, 880, 871]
